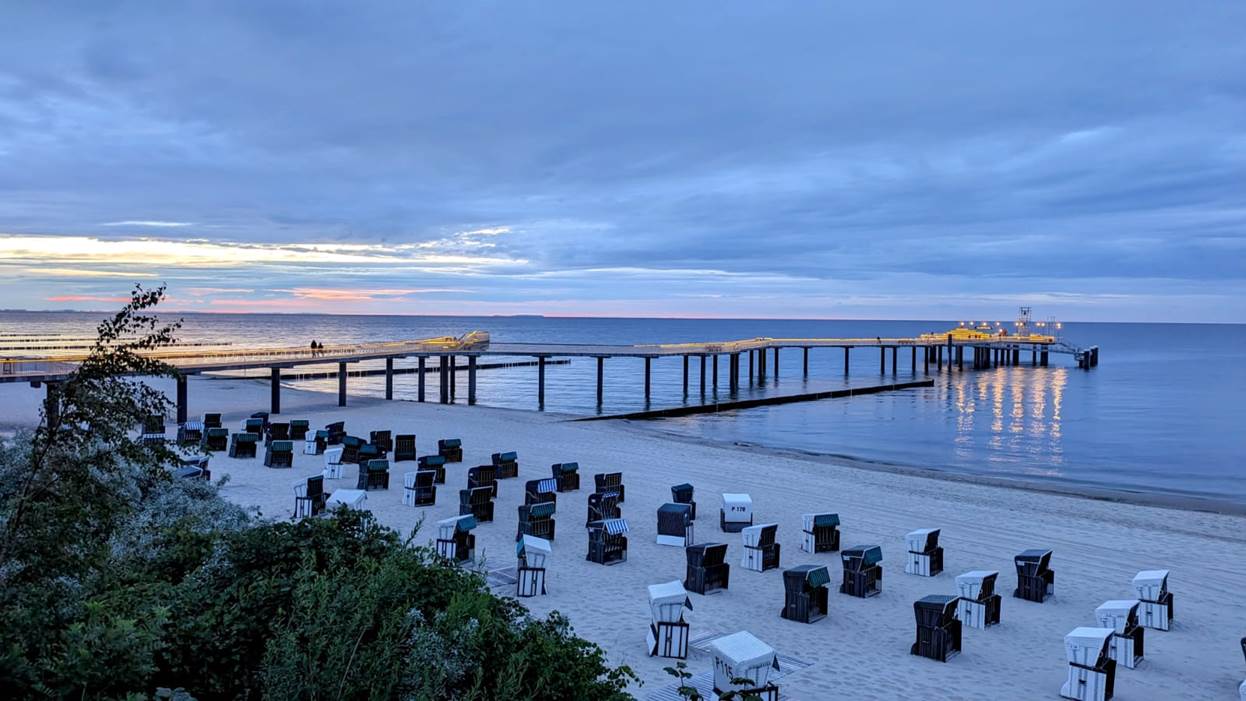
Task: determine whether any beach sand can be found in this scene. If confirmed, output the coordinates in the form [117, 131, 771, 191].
[3, 376, 1244, 699]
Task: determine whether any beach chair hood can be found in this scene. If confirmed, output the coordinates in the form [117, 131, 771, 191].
[1064, 627, 1113, 666]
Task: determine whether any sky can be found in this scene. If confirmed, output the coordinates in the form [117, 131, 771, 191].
[0, 2, 1243, 322]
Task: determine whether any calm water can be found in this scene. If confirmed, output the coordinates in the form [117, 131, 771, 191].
[3, 312, 1244, 505]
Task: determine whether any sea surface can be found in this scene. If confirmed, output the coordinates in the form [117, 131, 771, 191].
[3, 311, 1244, 507]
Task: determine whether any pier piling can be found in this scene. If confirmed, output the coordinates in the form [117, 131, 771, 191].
[418, 357, 426, 402]
[538, 356, 546, 408]
[803, 347, 809, 377]
[844, 346, 850, 374]
[596, 356, 604, 407]
[338, 361, 347, 407]
[467, 356, 477, 405]
[712, 354, 718, 390]
[270, 367, 281, 415]
[177, 375, 188, 423]
[683, 355, 689, 396]
[385, 357, 394, 400]
[644, 357, 652, 401]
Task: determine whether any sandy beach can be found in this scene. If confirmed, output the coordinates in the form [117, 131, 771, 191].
[3, 376, 1244, 699]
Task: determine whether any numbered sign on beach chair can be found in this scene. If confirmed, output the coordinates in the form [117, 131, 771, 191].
[720, 493, 753, 533]
[516, 535, 551, 597]
[647, 580, 693, 659]
[708, 631, 781, 701]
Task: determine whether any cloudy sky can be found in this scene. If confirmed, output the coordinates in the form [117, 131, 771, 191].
[1, 2, 1243, 321]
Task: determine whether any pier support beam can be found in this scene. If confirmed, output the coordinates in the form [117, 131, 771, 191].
[270, 367, 281, 415]
[596, 356, 605, 407]
[879, 347, 885, 374]
[891, 346, 898, 375]
[936, 345, 942, 370]
[338, 362, 347, 407]
[385, 358, 394, 400]
[923, 346, 930, 375]
[467, 356, 477, 405]
[538, 356, 546, 408]
[844, 347, 850, 375]
[757, 348, 766, 381]
[1041, 350, 1049, 366]
[439, 356, 449, 404]
[803, 347, 809, 377]
[911, 346, 917, 375]
[699, 355, 706, 394]
[957, 346, 964, 371]
[682, 355, 689, 396]
[748, 350, 755, 385]
[773, 347, 779, 380]
[450, 355, 457, 400]
[417, 357, 426, 402]
[712, 354, 718, 390]
[729, 353, 739, 390]
[644, 357, 652, 402]
[176, 375, 188, 424]
[1032, 348, 1037, 366]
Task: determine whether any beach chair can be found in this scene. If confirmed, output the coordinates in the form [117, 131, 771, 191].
[551, 462, 580, 492]
[324, 421, 346, 445]
[1060, 627, 1116, 701]
[647, 580, 693, 659]
[516, 535, 552, 597]
[438, 438, 462, 463]
[491, 451, 519, 479]
[586, 518, 628, 565]
[587, 491, 621, 525]
[671, 483, 696, 519]
[403, 470, 436, 507]
[656, 503, 694, 547]
[289, 419, 310, 441]
[304, 429, 328, 455]
[357, 459, 390, 491]
[176, 421, 203, 447]
[741, 524, 780, 572]
[264, 440, 294, 468]
[905, 528, 944, 577]
[800, 512, 840, 553]
[593, 472, 625, 502]
[467, 464, 498, 498]
[202, 412, 222, 430]
[294, 475, 327, 518]
[340, 435, 365, 464]
[394, 434, 417, 462]
[1132, 570, 1173, 631]
[323, 446, 345, 479]
[517, 502, 556, 541]
[141, 415, 166, 445]
[202, 427, 229, 452]
[265, 422, 290, 445]
[1014, 549, 1055, 603]
[720, 493, 753, 533]
[459, 486, 495, 522]
[250, 411, 270, 430]
[1096, 600, 1144, 670]
[956, 570, 1002, 629]
[435, 515, 476, 563]
[174, 456, 211, 481]
[229, 432, 259, 458]
[358, 443, 384, 466]
[418, 454, 447, 484]
[708, 631, 781, 701]
[369, 430, 393, 454]
[243, 417, 265, 436]
[525, 478, 558, 507]
[781, 565, 830, 624]
[840, 545, 883, 598]
[912, 595, 962, 662]
[685, 543, 730, 595]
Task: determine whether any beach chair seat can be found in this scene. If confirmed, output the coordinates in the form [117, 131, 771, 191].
[491, 451, 519, 479]
[176, 421, 203, 447]
[517, 502, 557, 541]
[840, 545, 883, 598]
[265, 422, 290, 445]
[525, 478, 558, 507]
[657, 503, 695, 547]
[438, 438, 463, 463]
[323, 446, 345, 479]
[229, 432, 260, 459]
[1096, 600, 1144, 670]
[1014, 549, 1055, 603]
[394, 434, 417, 462]
[201, 427, 229, 452]
[587, 491, 621, 525]
[202, 412, 222, 430]
[294, 475, 327, 518]
[1060, 628, 1116, 701]
[459, 486, 495, 522]
[905, 528, 944, 577]
[141, 414, 166, 445]
[264, 440, 294, 468]
[436, 515, 476, 563]
[955, 570, 1002, 628]
[720, 493, 753, 533]
[708, 631, 781, 700]
[551, 462, 580, 492]
[304, 429, 328, 455]
[741, 524, 780, 572]
[586, 518, 628, 565]
[782, 565, 830, 624]
[418, 454, 447, 483]
[647, 580, 693, 659]
[1132, 570, 1173, 631]
[369, 430, 393, 454]
[357, 459, 390, 491]
[516, 535, 552, 597]
[289, 419, 310, 441]
[467, 464, 498, 498]
[594, 472, 625, 502]
[801, 512, 840, 553]
[324, 421, 346, 445]
[912, 595, 962, 662]
[671, 483, 696, 520]
[403, 470, 437, 507]
[685, 543, 730, 595]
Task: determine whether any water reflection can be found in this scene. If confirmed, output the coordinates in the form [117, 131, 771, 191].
[941, 366, 1067, 477]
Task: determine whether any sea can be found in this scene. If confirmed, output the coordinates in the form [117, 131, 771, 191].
[3, 311, 1244, 508]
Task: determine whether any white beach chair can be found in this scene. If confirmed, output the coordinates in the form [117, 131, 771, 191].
[325, 488, 367, 510]
[1095, 600, 1144, 670]
[323, 446, 344, 479]
[740, 523, 780, 572]
[904, 528, 943, 577]
[955, 570, 1001, 628]
[402, 471, 417, 506]
[647, 580, 693, 659]
[1060, 627, 1116, 701]
[708, 631, 780, 698]
[720, 493, 753, 533]
[1132, 570, 1173, 631]
[516, 535, 551, 597]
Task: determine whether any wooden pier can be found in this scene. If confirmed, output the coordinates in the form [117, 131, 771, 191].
[1, 329, 1096, 420]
